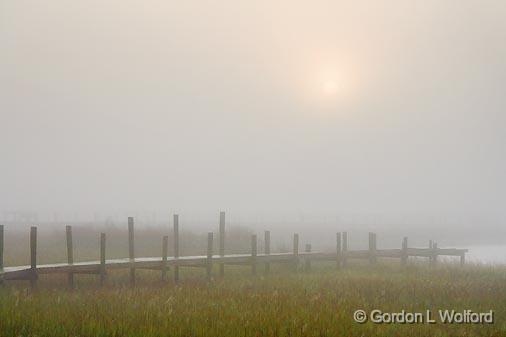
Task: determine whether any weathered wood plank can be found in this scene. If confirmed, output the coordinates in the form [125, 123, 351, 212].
[345, 250, 369, 259]
[219, 262, 252, 266]
[406, 247, 467, 257]
[0, 248, 469, 278]
[2, 269, 33, 281]
[375, 249, 402, 258]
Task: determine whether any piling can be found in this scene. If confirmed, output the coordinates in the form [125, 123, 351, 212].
[429, 240, 434, 265]
[207, 232, 213, 281]
[30, 226, 37, 289]
[128, 217, 135, 286]
[293, 233, 299, 271]
[264, 230, 270, 274]
[368, 232, 377, 264]
[433, 242, 438, 266]
[100, 233, 106, 285]
[305, 244, 311, 271]
[336, 232, 341, 269]
[174, 214, 180, 283]
[342, 232, 348, 267]
[162, 235, 168, 281]
[401, 237, 408, 266]
[219, 211, 225, 277]
[66, 225, 74, 288]
[251, 234, 257, 276]
[0, 225, 4, 272]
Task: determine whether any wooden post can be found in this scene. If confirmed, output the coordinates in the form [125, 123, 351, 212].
[66, 225, 74, 288]
[368, 232, 372, 261]
[219, 211, 225, 277]
[173, 214, 180, 284]
[251, 234, 257, 276]
[161, 235, 168, 281]
[128, 217, 135, 286]
[342, 232, 348, 267]
[433, 242, 438, 266]
[401, 237, 408, 266]
[264, 230, 270, 274]
[0, 225, 4, 272]
[429, 240, 434, 265]
[293, 233, 299, 271]
[0, 225, 3, 286]
[304, 244, 311, 271]
[368, 232, 377, 264]
[100, 233, 106, 286]
[460, 252, 465, 266]
[373, 233, 377, 263]
[30, 226, 37, 289]
[207, 232, 213, 282]
[336, 232, 342, 269]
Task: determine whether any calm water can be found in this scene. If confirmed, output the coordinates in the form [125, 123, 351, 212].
[465, 245, 506, 265]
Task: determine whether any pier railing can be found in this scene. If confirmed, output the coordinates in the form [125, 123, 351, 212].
[0, 214, 468, 288]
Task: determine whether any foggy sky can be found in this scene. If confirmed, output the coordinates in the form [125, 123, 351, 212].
[1, 1, 505, 222]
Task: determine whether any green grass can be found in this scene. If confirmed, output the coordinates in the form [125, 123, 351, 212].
[1, 262, 505, 337]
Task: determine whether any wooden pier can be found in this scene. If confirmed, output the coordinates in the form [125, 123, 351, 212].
[0, 214, 468, 287]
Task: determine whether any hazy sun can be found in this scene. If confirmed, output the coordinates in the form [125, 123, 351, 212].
[296, 54, 359, 106]
[322, 80, 339, 96]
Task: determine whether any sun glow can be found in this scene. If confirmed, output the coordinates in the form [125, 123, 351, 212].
[322, 80, 339, 96]
[290, 51, 362, 112]
[309, 65, 349, 102]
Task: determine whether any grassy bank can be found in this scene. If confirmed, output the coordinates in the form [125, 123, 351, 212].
[1, 263, 505, 337]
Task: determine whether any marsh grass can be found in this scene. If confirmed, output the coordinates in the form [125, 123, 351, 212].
[1, 261, 505, 337]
